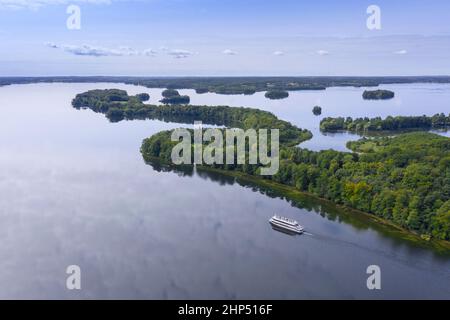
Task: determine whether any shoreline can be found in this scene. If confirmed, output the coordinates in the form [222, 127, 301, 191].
[189, 164, 450, 256]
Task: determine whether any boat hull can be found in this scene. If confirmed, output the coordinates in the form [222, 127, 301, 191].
[269, 220, 304, 234]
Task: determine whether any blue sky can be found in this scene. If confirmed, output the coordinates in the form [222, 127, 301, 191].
[1, 0, 450, 76]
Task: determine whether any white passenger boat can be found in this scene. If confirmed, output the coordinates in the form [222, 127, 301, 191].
[269, 215, 304, 234]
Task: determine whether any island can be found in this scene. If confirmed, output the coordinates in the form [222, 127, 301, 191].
[162, 89, 180, 98]
[72, 89, 450, 243]
[160, 89, 190, 104]
[320, 114, 450, 132]
[265, 90, 289, 100]
[363, 89, 395, 100]
[72, 89, 312, 146]
[312, 106, 322, 116]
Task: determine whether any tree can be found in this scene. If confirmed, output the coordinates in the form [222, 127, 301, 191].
[432, 200, 450, 240]
[407, 196, 422, 230]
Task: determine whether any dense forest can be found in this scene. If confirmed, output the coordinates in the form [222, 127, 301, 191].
[72, 89, 312, 146]
[3, 76, 450, 95]
[320, 114, 450, 132]
[363, 89, 395, 100]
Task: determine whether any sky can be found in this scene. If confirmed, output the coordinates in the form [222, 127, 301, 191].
[1, 0, 450, 76]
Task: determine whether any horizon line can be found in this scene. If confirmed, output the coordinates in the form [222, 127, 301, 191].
[2, 75, 450, 78]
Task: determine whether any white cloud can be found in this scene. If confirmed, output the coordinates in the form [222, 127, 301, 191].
[317, 50, 330, 56]
[61, 45, 124, 57]
[47, 43, 196, 59]
[222, 49, 237, 55]
[0, 0, 113, 10]
[46, 42, 143, 57]
[393, 49, 408, 55]
[273, 51, 284, 56]
[118, 46, 139, 56]
[167, 49, 193, 59]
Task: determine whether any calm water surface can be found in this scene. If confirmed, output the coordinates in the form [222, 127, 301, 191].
[0, 83, 449, 299]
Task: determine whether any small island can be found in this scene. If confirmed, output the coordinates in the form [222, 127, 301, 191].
[265, 90, 289, 100]
[363, 89, 395, 100]
[160, 89, 190, 104]
[312, 106, 322, 116]
[162, 89, 180, 98]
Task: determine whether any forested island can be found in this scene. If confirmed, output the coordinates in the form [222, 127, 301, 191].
[72, 89, 450, 243]
[363, 89, 395, 100]
[320, 114, 450, 132]
[265, 90, 289, 100]
[161, 89, 180, 98]
[312, 106, 322, 116]
[72, 89, 312, 146]
[160, 89, 190, 104]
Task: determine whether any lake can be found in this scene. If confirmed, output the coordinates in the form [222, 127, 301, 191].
[0, 82, 449, 299]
